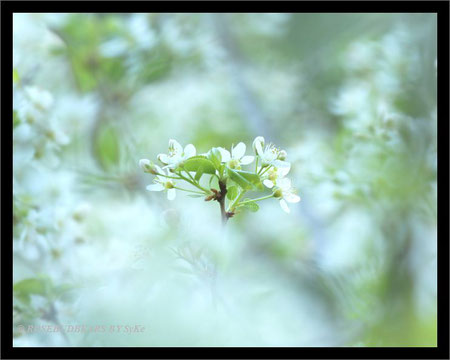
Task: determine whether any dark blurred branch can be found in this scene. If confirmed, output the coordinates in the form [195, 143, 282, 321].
[211, 14, 350, 339]
[211, 13, 328, 259]
[212, 14, 274, 139]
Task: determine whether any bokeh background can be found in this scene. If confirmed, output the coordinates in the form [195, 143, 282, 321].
[13, 13, 437, 347]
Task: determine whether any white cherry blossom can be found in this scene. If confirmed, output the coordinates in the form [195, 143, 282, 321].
[253, 136, 289, 168]
[146, 169, 177, 200]
[273, 178, 300, 213]
[157, 139, 196, 169]
[262, 165, 291, 189]
[217, 142, 254, 169]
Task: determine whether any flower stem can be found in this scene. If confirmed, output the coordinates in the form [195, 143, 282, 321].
[227, 189, 246, 212]
[155, 173, 182, 181]
[257, 164, 266, 175]
[173, 186, 205, 195]
[218, 180, 228, 227]
[177, 172, 209, 193]
[185, 170, 197, 183]
[237, 194, 274, 206]
[259, 165, 272, 177]
[255, 156, 259, 173]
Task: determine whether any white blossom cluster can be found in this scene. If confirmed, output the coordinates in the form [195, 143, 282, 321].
[140, 136, 300, 215]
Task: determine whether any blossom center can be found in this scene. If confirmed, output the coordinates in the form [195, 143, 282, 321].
[273, 188, 283, 198]
[165, 181, 175, 189]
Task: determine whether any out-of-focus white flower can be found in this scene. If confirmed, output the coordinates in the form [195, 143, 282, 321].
[329, 83, 370, 117]
[262, 166, 290, 189]
[128, 14, 157, 50]
[157, 139, 196, 169]
[161, 16, 194, 56]
[244, 13, 291, 37]
[72, 202, 92, 223]
[218, 142, 254, 169]
[253, 136, 289, 168]
[146, 169, 177, 201]
[99, 38, 129, 58]
[24, 86, 54, 111]
[45, 125, 70, 146]
[346, 41, 378, 71]
[273, 178, 300, 213]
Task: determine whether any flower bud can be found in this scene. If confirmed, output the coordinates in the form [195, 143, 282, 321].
[139, 159, 159, 174]
[252, 136, 265, 153]
[277, 150, 287, 161]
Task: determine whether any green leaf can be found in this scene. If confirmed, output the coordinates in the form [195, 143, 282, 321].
[194, 166, 204, 181]
[240, 199, 260, 212]
[207, 147, 222, 169]
[187, 194, 204, 198]
[226, 185, 238, 200]
[183, 156, 216, 175]
[14, 278, 46, 295]
[14, 278, 49, 304]
[226, 168, 263, 191]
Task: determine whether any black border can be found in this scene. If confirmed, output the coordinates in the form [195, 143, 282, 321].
[1, 2, 449, 359]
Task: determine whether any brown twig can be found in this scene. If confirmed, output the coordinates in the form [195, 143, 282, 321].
[218, 180, 229, 226]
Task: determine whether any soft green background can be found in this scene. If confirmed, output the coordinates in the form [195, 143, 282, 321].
[13, 13, 437, 347]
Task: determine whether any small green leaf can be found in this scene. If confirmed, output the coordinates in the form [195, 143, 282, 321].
[207, 147, 222, 169]
[226, 185, 238, 200]
[226, 168, 263, 191]
[183, 156, 216, 175]
[239, 199, 259, 212]
[14, 278, 49, 304]
[194, 166, 205, 181]
[14, 278, 46, 295]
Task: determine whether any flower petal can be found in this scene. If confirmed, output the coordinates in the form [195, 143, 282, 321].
[263, 179, 274, 188]
[169, 139, 183, 153]
[218, 147, 231, 162]
[277, 177, 292, 190]
[146, 183, 164, 192]
[253, 136, 264, 155]
[273, 160, 290, 169]
[167, 188, 176, 201]
[154, 165, 163, 174]
[278, 165, 291, 178]
[285, 193, 301, 203]
[240, 155, 254, 165]
[280, 199, 290, 213]
[158, 154, 170, 165]
[184, 144, 196, 158]
[139, 158, 150, 167]
[232, 142, 246, 159]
